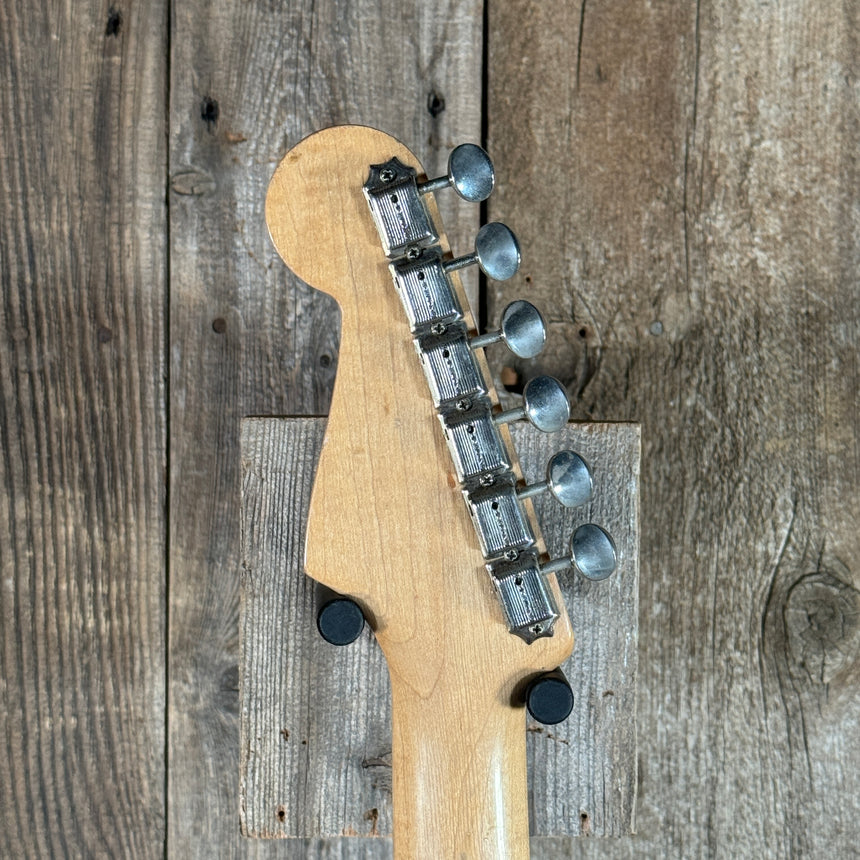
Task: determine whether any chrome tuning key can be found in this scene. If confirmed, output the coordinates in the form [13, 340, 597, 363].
[494, 375, 570, 433]
[517, 450, 593, 508]
[444, 222, 521, 281]
[542, 523, 617, 581]
[471, 300, 546, 359]
[418, 143, 495, 202]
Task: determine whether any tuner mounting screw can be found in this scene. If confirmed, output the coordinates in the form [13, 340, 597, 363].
[504, 549, 520, 561]
[525, 668, 574, 725]
[406, 246, 420, 260]
[456, 398, 471, 411]
[430, 323, 447, 335]
[317, 597, 365, 646]
[380, 167, 396, 183]
[479, 474, 495, 487]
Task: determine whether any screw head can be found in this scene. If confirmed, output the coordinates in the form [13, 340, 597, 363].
[380, 167, 396, 182]
[479, 474, 495, 487]
[406, 246, 420, 260]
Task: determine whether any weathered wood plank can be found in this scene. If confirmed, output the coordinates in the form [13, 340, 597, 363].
[0, 2, 167, 856]
[489, 1, 859, 858]
[168, 1, 482, 856]
[240, 417, 638, 839]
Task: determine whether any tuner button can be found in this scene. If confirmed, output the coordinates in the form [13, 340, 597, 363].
[541, 524, 618, 581]
[443, 222, 521, 282]
[418, 143, 495, 202]
[571, 523, 617, 581]
[317, 597, 365, 646]
[494, 376, 570, 433]
[470, 300, 546, 359]
[518, 450, 593, 508]
[525, 669, 574, 725]
[548, 450, 593, 508]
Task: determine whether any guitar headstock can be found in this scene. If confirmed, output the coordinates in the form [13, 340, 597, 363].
[265, 125, 613, 698]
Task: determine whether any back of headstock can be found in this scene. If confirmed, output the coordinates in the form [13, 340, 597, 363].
[265, 125, 617, 859]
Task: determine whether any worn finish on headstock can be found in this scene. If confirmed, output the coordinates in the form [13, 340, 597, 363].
[266, 125, 573, 859]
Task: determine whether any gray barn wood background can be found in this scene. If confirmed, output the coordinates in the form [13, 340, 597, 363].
[1, 0, 857, 858]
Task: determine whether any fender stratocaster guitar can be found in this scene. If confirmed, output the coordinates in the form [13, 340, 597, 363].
[265, 125, 617, 859]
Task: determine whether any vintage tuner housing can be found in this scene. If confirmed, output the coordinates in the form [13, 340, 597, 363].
[390, 248, 464, 333]
[364, 150, 563, 642]
[416, 326, 488, 412]
[364, 159, 437, 258]
[465, 477, 536, 560]
[489, 552, 560, 644]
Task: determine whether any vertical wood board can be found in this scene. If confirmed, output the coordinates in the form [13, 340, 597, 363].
[240, 417, 638, 839]
[0, 2, 168, 856]
[168, 1, 483, 856]
[488, 1, 859, 857]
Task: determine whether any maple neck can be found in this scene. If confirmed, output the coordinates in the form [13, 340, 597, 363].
[390, 671, 528, 860]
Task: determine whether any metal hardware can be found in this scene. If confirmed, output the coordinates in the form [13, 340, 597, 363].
[418, 329, 488, 410]
[518, 450, 593, 509]
[542, 523, 618, 581]
[364, 145, 567, 643]
[441, 408, 512, 484]
[471, 300, 547, 359]
[489, 553, 559, 643]
[418, 143, 495, 202]
[443, 222, 521, 281]
[390, 248, 464, 332]
[494, 375, 570, 433]
[465, 480, 535, 559]
[364, 158, 438, 258]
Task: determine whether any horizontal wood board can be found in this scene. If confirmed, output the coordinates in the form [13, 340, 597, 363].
[240, 417, 638, 839]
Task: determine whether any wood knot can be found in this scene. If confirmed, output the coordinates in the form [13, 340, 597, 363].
[784, 570, 860, 685]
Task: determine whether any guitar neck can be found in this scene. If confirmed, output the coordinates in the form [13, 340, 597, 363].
[390, 671, 528, 859]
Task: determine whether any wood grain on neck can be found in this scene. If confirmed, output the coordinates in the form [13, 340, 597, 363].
[266, 125, 573, 859]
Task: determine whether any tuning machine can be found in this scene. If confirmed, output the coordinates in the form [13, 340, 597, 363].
[444, 222, 521, 282]
[542, 523, 617, 581]
[518, 450, 593, 509]
[494, 375, 570, 433]
[471, 300, 546, 359]
[418, 143, 495, 203]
